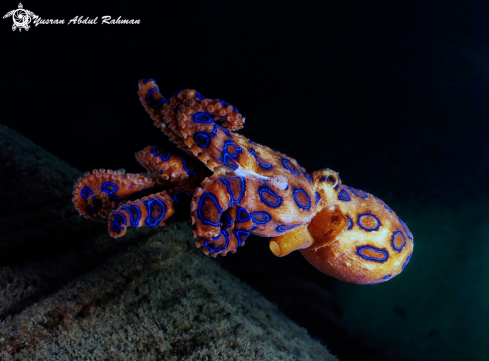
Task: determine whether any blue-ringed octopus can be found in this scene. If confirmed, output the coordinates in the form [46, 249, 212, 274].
[72, 79, 413, 284]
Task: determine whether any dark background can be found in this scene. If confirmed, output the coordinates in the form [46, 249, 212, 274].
[3, 0, 489, 360]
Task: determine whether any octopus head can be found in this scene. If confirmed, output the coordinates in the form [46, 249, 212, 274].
[269, 169, 414, 284]
[302, 175, 414, 284]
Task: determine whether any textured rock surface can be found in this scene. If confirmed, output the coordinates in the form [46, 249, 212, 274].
[0, 125, 336, 361]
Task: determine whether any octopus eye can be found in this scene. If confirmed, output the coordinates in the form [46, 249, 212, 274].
[326, 175, 337, 187]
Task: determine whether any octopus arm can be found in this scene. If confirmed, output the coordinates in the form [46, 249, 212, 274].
[108, 186, 194, 238]
[137, 80, 248, 173]
[135, 146, 209, 187]
[190, 174, 254, 256]
[73, 169, 168, 219]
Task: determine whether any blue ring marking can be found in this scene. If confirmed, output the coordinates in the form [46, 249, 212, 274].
[223, 153, 238, 169]
[196, 92, 203, 101]
[338, 189, 351, 201]
[249, 148, 272, 169]
[170, 191, 191, 223]
[180, 157, 198, 175]
[383, 274, 392, 280]
[225, 142, 238, 156]
[123, 205, 141, 227]
[197, 193, 222, 226]
[111, 212, 126, 233]
[293, 189, 311, 210]
[399, 218, 413, 240]
[146, 87, 166, 108]
[145, 198, 166, 226]
[348, 187, 368, 199]
[357, 246, 388, 262]
[142, 79, 156, 84]
[358, 214, 381, 231]
[237, 207, 250, 222]
[250, 211, 271, 224]
[221, 127, 231, 136]
[102, 182, 118, 194]
[151, 147, 170, 161]
[392, 231, 406, 251]
[302, 171, 314, 182]
[193, 112, 213, 123]
[334, 184, 339, 191]
[319, 177, 326, 182]
[220, 177, 246, 206]
[221, 141, 242, 170]
[80, 187, 92, 199]
[220, 178, 234, 205]
[171, 90, 183, 98]
[237, 177, 245, 203]
[315, 192, 321, 205]
[194, 132, 211, 148]
[258, 186, 282, 208]
[207, 230, 230, 253]
[86, 205, 95, 213]
[275, 224, 300, 232]
[282, 159, 299, 175]
[222, 213, 233, 227]
[217, 124, 231, 136]
[347, 215, 353, 230]
[234, 229, 249, 247]
[402, 254, 412, 269]
[220, 100, 238, 113]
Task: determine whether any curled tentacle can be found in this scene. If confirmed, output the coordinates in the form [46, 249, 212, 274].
[137, 80, 247, 171]
[73, 169, 165, 219]
[190, 175, 252, 256]
[138, 79, 244, 136]
[195, 206, 252, 257]
[84, 191, 112, 219]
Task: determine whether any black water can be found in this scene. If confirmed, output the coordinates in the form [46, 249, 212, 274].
[3, 1, 489, 360]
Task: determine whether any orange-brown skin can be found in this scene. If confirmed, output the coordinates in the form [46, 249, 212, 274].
[72, 79, 414, 285]
[299, 184, 414, 284]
